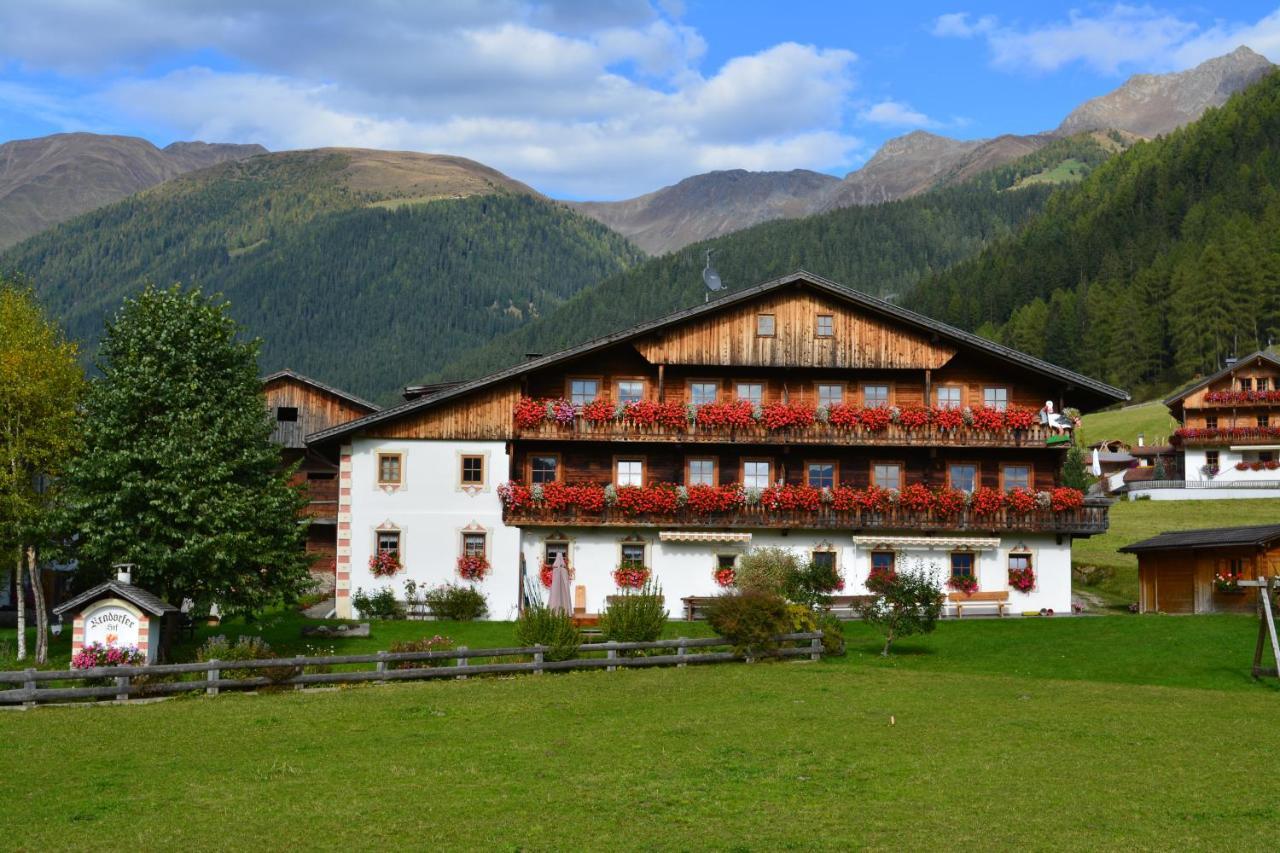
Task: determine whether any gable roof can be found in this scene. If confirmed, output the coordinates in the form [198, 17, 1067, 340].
[1162, 350, 1280, 407]
[1119, 523, 1280, 553]
[53, 580, 179, 617]
[261, 369, 380, 413]
[307, 270, 1129, 446]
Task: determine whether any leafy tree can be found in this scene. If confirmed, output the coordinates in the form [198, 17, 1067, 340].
[0, 278, 84, 662]
[856, 559, 945, 656]
[58, 285, 312, 615]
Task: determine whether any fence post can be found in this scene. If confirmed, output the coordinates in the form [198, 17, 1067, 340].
[810, 634, 822, 662]
[677, 638, 687, 668]
[533, 647, 544, 675]
[206, 659, 219, 697]
[115, 674, 130, 702]
[607, 647, 617, 672]
[457, 646, 469, 680]
[23, 668, 36, 708]
[376, 651, 387, 674]
[294, 656, 306, 690]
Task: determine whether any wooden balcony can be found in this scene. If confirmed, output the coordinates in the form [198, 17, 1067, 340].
[1173, 428, 1280, 447]
[515, 419, 1068, 449]
[504, 502, 1111, 537]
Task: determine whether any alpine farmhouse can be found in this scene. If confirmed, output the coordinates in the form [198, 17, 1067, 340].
[306, 272, 1129, 619]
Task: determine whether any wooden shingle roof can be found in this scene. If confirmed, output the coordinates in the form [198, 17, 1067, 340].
[53, 580, 179, 617]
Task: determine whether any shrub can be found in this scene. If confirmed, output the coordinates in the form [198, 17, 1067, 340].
[784, 559, 843, 609]
[816, 612, 846, 657]
[352, 586, 404, 620]
[514, 605, 581, 662]
[856, 559, 945, 656]
[707, 590, 790, 660]
[424, 583, 489, 621]
[734, 547, 801, 595]
[196, 635, 299, 682]
[388, 635, 456, 669]
[600, 579, 667, 650]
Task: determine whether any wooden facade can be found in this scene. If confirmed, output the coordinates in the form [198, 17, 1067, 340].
[1167, 351, 1280, 430]
[1123, 525, 1280, 613]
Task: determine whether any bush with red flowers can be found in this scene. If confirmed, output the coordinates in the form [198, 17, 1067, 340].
[1049, 487, 1084, 512]
[686, 484, 744, 514]
[713, 566, 736, 588]
[933, 487, 968, 517]
[497, 481, 532, 509]
[830, 485, 860, 511]
[513, 397, 547, 429]
[369, 551, 403, 577]
[760, 401, 816, 431]
[858, 406, 892, 431]
[972, 406, 1005, 430]
[613, 563, 651, 588]
[539, 481, 573, 510]
[568, 484, 605, 512]
[1205, 389, 1280, 404]
[760, 484, 822, 512]
[696, 400, 756, 429]
[829, 403, 860, 428]
[540, 562, 576, 589]
[898, 483, 935, 512]
[856, 485, 893, 512]
[947, 574, 979, 595]
[581, 398, 617, 424]
[1008, 564, 1035, 593]
[614, 484, 680, 516]
[457, 555, 490, 581]
[865, 566, 898, 594]
[897, 406, 932, 429]
[933, 407, 964, 430]
[1004, 406, 1037, 430]
[656, 401, 689, 429]
[623, 399, 660, 425]
[1005, 488, 1039, 514]
[969, 487, 1005, 516]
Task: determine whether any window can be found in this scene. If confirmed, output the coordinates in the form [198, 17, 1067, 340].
[1240, 377, 1253, 391]
[949, 463, 978, 493]
[620, 541, 646, 566]
[983, 387, 1009, 411]
[816, 384, 844, 407]
[742, 459, 772, 489]
[862, 384, 890, 408]
[1260, 415, 1271, 428]
[377, 453, 403, 485]
[616, 458, 644, 487]
[1205, 450, 1220, 470]
[757, 313, 776, 337]
[1205, 416, 1218, 430]
[736, 382, 764, 405]
[687, 458, 716, 487]
[460, 454, 485, 486]
[811, 550, 836, 570]
[462, 532, 487, 559]
[377, 530, 401, 557]
[569, 378, 599, 405]
[872, 462, 901, 490]
[716, 554, 738, 570]
[806, 461, 836, 489]
[816, 314, 834, 337]
[275, 406, 298, 422]
[544, 539, 569, 567]
[690, 381, 719, 406]
[530, 454, 560, 484]
[1009, 552, 1032, 576]
[1261, 451, 1276, 463]
[1001, 464, 1030, 492]
[935, 386, 963, 409]
[950, 552, 975, 582]
[1261, 378, 1272, 392]
[615, 380, 645, 404]
[871, 551, 895, 573]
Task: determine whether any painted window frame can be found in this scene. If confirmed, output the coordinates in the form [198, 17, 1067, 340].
[688, 378, 721, 406]
[805, 459, 838, 489]
[460, 530, 488, 560]
[734, 380, 766, 406]
[459, 453, 486, 487]
[982, 386, 1010, 411]
[376, 452, 404, 486]
[871, 460, 903, 490]
[618, 537, 648, 567]
[614, 455, 646, 487]
[741, 457, 774, 489]
[528, 452, 562, 484]
[870, 550, 895, 573]
[999, 463, 1032, 492]
[613, 377, 647, 405]
[1008, 550, 1033, 589]
[949, 551, 976, 581]
[756, 313, 777, 337]
[815, 314, 834, 338]
[685, 456, 719, 487]
[815, 382, 845, 408]
[810, 543, 838, 572]
[947, 461, 980, 493]
[376, 529, 402, 557]
[934, 384, 964, 409]
[543, 536, 570, 568]
[566, 376, 603, 406]
[860, 382, 892, 408]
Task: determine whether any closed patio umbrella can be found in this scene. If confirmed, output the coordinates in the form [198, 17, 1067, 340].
[548, 552, 572, 615]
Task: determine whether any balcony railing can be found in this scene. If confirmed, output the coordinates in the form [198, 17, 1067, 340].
[515, 418, 1067, 448]
[1173, 428, 1280, 447]
[503, 502, 1110, 536]
[1128, 479, 1280, 492]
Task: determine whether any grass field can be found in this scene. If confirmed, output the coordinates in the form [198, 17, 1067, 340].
[1077, 400, 1178, 449]
[3, 615, 1279, 850]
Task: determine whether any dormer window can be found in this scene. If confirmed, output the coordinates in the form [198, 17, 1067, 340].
[756, 314, 776, 337]
[276, 406, 298, 422]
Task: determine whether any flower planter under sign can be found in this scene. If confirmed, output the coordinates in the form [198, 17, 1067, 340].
[52, 572, 179, 665]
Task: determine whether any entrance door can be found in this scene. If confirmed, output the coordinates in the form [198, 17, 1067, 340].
[1155, 565, 1195, 613]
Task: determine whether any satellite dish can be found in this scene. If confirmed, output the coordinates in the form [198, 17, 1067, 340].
[703, 250, 724, 292]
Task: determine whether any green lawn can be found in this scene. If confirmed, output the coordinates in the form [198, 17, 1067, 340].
[3, 615, 1279, 849]
[1077, 400, 1177, 449]
[1073, 498, 1280, 605]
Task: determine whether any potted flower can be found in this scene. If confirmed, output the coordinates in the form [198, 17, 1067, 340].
[457, 554, 490, 582]
[613, 562, 651, 589]
[540, 561, 576, 589]
[1008, 564, 1035, 593]
[369, 551, 403, 577]
[947, 575, 979, 595]
[713, 565, 736, 588]
[1213, 571, 1242, 593]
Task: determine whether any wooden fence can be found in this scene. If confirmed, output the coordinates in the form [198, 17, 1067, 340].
[0, 632, 824, 706]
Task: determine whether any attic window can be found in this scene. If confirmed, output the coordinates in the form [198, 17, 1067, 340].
[276, 406, 298, 422]
[816, 314, 833, 337]
[756, 314, 776, 337]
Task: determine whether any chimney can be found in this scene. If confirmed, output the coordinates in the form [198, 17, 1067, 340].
[114, 563, 134, 584]
[524, 352, 543, 361]
[1225, 356, 1238, 368]
[1137, 433, 1145, 447]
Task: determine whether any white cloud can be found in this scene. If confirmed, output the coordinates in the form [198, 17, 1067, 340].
[0, 2, 863, 198]
[931, 4, 1280, 75]
[859, 99, 935, 128]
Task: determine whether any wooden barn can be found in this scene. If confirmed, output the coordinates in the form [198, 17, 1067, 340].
[1120, 524, 1280, 613]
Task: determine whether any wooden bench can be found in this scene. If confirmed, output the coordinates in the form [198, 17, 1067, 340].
[826, 595, 876, 617]
[681, 596, 718, 620]
[947, 590, 1010, 618]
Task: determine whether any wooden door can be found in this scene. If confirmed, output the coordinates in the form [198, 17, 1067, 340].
[1155, 564, 1196, 613]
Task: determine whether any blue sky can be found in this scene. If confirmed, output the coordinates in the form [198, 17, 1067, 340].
[2, 1, 1279, 199]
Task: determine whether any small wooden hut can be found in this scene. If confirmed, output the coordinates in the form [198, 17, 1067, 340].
[1120, 524, 1280, 613]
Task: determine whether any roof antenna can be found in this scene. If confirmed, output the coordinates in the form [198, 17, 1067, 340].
[703, 250, 724, 303]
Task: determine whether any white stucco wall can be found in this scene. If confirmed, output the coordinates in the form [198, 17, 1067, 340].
[1132, 446, 1280, 499]
[346, 438, 523, 620]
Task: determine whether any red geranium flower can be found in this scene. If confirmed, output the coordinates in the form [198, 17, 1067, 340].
[513, 397, 546, 429]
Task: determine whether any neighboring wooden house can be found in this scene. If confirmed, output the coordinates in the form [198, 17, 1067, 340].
[262, 370, 379, 593]
[1120, 524, 1280, 613]
[306, 271, 1127, 620]
[1141, 351, 1280, 499]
